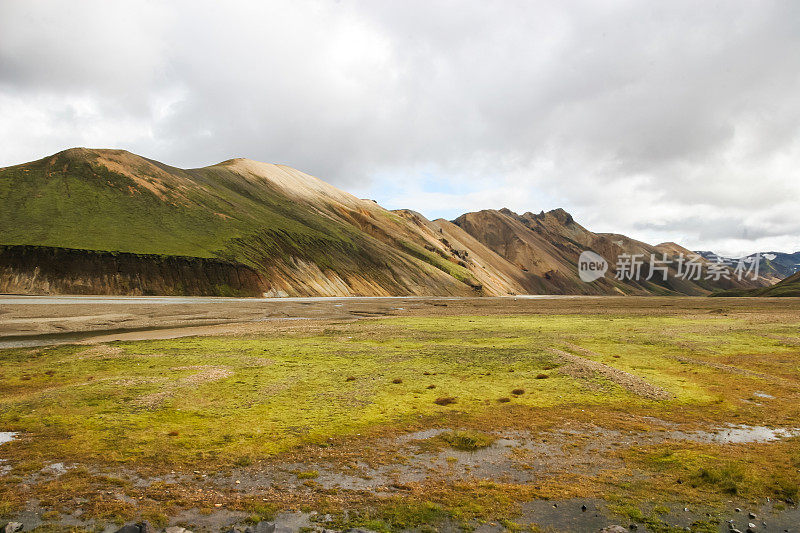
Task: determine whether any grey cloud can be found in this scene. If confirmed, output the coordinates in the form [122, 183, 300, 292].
[635, 214, 800, 242]
[0, 0, 798, 255]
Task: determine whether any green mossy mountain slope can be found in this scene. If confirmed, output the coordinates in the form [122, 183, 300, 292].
[0, 148, 478, 296]
[0, 148, 357, 257]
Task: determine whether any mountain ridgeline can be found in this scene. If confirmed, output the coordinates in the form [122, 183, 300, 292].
[695, 250, 800, 282]
[0, 148, 774, 296]
[712, 271, 800, 298]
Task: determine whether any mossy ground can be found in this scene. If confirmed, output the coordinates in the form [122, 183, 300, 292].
[1, 301, 799, 530]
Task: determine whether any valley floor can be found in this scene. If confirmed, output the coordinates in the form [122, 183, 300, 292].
[1, 297, 800, 532]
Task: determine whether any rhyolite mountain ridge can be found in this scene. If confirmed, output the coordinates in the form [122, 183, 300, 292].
[695, 250, 800, 281]
[0, 148, 775, 296]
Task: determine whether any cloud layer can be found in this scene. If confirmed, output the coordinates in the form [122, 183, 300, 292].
[1, 0, 798, 256]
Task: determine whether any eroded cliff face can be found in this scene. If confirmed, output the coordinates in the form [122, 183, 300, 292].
[0, 246, 268, 297]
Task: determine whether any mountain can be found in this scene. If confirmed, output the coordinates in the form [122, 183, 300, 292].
[0, 148, 484, 296]
[0, 148, 772, 296]
[452, 209, 763, 296]
[712, 270, 800, 297]
[695, 250, 800, 282]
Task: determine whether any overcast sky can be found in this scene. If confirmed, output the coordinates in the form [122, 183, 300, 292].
[1, 1, 798, 256]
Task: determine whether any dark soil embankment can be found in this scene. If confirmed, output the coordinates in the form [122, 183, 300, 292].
[0, 245, 267, 296]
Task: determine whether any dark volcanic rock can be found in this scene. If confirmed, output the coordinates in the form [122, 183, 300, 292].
[114, 522, 153, 533]
[0, 245, 267, 297]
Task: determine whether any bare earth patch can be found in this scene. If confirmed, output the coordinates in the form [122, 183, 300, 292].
[137, 365, 233, 409]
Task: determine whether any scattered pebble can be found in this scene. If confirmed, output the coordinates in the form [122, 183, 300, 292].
[165, 527, 192, 533]
[599, 526, 628, 533]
